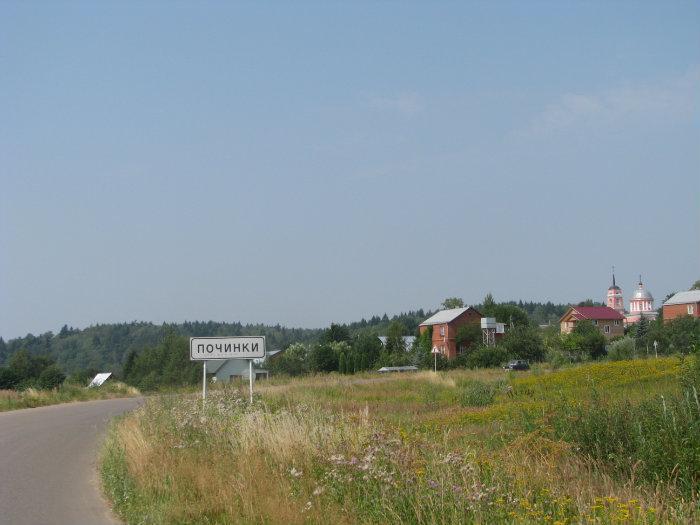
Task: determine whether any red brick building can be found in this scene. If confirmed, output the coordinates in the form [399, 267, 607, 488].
[662, 291, 700, 322]
[418, 307, 482, 359]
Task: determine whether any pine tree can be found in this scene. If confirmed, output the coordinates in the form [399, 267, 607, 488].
[636, 316, 649, 350]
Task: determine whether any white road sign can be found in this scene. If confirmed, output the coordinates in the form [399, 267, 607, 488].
[88, 372, 112, 387]
[190, 336, 266, 360]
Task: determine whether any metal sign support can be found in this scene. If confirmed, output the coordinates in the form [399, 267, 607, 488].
[202, 361, 207, 401]
[249, 360, 254, 403]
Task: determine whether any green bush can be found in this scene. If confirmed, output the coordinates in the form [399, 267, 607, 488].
[38, 365, 66, 389]
[607, 336, 636, 361]
[456, 379, 497, 406]
[545, 349, 568, 369]
[0, 367, 20, 389]
[464, 345, 509, 369]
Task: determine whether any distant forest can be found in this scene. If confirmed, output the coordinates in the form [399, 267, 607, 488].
[0, 301, 569, 375]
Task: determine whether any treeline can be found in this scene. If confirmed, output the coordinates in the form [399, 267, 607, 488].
[345, 309, 433, 336]
[0, 321, 323, 376]
[121, 332, 199, 390]
[0, 350, 66, 390]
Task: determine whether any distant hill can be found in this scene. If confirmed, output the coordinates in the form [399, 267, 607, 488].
[0, 301, 569, 375]
[0, 321, 323, 375]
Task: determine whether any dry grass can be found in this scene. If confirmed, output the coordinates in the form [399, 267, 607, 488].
[102, 359, 698, 524]
[0, 381, 140, 412]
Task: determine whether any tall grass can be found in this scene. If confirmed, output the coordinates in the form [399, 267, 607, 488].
[0, 381, 140, 412]
[542, 383, 700, 496]
[102, 359, 699, 524]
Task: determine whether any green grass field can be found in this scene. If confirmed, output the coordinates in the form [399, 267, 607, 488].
[102, 357, 700, 524]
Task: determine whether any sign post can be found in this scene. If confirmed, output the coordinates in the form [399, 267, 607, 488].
[190, 336, 266, 403]
[431, 346, 440, 373]
[202, 361, 207, 400]
[249, 360, 253, 403]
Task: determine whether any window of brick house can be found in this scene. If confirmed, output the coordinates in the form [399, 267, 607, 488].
[689, 305, 695, 315]
[440, 326, 445, 336]
[604, 325, 610, 334]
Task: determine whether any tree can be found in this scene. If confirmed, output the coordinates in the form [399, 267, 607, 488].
[0, 367, 20, 389]
[7, 349, 33, 381]
[308, 344, 337, 373]
[691, 280, 700, 291]
[269, 343, 309, 376]
[384, 321, 407, 353]
[0, 337, 7, 364]
[442, 297, 464, 309]
[488, 304, 530, 327]
[501, 325, 545, 362]
[352, 333, 383, 369]
[323, 323, 351, 344]
[577, 299, 604, 307]
[635, 317, 649, 349]
[338, 352, 347, 374]
[360, 353, 368, 371]
[122, 349, 137, 382]
[38, 365, 66, 389]
[455, 324, 482, 353]
[665, 316, 700, 354]
[571, 321, 607, 359]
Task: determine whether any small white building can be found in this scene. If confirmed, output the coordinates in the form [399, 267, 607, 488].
[205, 359, 269, 383]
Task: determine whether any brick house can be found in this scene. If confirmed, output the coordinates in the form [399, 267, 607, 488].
[559, 306, 625, 339]
[418, 307, 482, 359]
[662, 291, 700, 322]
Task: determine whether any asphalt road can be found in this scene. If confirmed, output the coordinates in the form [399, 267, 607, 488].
[0, 397, 143, 525]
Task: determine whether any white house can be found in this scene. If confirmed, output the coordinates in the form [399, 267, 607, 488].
[204, 349, 283, 383]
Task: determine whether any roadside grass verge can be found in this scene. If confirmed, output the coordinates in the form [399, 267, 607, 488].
[102, 357, 699, 524]
[0, 381, 140, 412]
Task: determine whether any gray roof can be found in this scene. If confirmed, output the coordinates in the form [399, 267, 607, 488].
[663, 290, 700, 306]
[378, 336, 416, 348]
[377, 366, 418, 373]
[419, 307, 476, 326]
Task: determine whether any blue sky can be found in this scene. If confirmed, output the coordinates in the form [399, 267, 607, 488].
[1, 2, 699, 339]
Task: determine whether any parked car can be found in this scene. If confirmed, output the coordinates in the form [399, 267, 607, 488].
[503, 359, 530, 371]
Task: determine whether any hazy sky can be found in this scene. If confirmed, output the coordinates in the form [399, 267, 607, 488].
[1, 2, 699, 339]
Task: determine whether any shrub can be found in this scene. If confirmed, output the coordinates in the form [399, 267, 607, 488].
[456, 379, 497, 406]
[0, 367, 20, 389]
[607, 336, 636, 361]
[38, 365, 66, 389]
[546, 349, 568, 369]
[465, 345, 509, 369]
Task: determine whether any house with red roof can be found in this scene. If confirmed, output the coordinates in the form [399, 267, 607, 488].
[559, 305, 625, 339]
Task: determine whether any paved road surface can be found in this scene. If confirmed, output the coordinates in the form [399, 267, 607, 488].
[0, 397, 142, 525]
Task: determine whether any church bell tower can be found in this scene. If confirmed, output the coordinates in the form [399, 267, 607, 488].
[606, 267, 625, 314]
